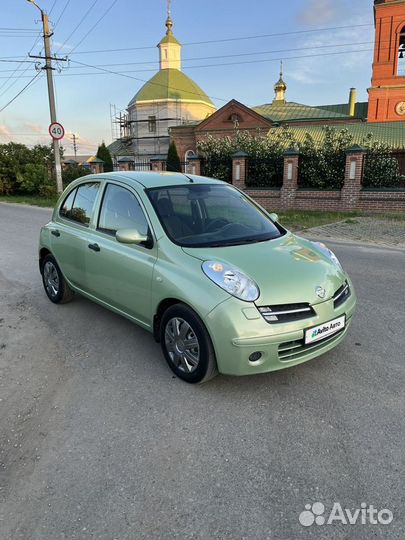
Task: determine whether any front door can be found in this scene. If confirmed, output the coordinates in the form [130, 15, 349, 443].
[84, 182, 157, 328]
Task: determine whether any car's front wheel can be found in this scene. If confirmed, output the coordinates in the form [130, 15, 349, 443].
[41, 254, 74, 304]
[160, 304, 218, 383]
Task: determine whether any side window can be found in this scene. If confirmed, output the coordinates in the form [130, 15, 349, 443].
[68, 182, 100, 225]
[98, 184, 149, 237]
[60, 188, 77, 218]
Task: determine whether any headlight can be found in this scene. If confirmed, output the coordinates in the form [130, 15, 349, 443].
[312, 241, 343, 270]
[202, 260, 259, 302]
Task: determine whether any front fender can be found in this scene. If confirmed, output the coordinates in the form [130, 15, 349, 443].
[151, 238, 230, 320]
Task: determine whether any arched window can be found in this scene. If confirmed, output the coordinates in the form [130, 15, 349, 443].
[398, 25, 405, 76]
[185, 150, 196, 173]
[185, 149, 196, 161]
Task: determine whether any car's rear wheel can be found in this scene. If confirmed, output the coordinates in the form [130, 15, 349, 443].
[41, 254, 74, 304]
[160, 304, 218, 383]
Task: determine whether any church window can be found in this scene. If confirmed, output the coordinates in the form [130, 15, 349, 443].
[148, 116, 157, 133]
[398, 26, 405, 76]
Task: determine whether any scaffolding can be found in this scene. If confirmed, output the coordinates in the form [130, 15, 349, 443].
[110, 99, 186, 159]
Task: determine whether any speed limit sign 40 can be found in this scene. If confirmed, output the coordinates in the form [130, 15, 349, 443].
[49, 122, 65, 140]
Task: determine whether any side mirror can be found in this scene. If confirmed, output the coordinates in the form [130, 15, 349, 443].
[116, 228, 148, 244]
[269, 212, 279, 222]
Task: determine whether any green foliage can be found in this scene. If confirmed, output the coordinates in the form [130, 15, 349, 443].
[166, 141, 182, 172]
[297, 127, 352, 189]
[62, 164, 92, 188]
[0, 142, 55, 195]
[363, 141, 402, 188]
[96, 142, 113, 172]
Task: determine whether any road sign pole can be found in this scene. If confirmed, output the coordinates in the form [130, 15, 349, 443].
[41, 9, 63, 194]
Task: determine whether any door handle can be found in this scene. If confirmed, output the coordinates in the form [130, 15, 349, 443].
[88, 243, 100, 252]
[51, 229, 60, 237]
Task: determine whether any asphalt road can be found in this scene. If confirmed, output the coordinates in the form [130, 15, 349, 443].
[0, 202, 404, 540]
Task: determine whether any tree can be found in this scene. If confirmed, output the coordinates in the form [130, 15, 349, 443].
[96, 141, 113, 172]
[166, 141, 181, 172]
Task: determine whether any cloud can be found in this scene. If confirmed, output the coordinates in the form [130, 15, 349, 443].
[297, 0, 340, 26]
[23, 122, 45, 134]
[53, 41, 74, 52]
[0, 125, 12, 139]
[285, 16, 374, 87]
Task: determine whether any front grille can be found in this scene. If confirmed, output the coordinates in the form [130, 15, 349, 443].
[333, 281, 351, 309]
[258, 303, 316, 324]
[278, 328, 345, 361]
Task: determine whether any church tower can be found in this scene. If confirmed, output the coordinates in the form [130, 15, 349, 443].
[368, 0, 405, 122]
[124, 1, 216, 159]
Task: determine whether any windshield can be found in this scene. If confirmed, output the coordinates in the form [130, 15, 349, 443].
[146, 184, 285, 248]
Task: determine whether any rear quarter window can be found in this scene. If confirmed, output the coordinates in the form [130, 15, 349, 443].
[59, 182, 99, 225]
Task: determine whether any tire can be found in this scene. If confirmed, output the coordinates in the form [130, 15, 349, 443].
[41, 254, 74, 304]
[160, 303, 218, 384]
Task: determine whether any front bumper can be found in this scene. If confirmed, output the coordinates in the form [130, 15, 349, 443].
[204, 280, 357, 376]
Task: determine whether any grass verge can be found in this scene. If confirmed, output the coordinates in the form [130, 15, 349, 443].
[0, 195, 58, 208]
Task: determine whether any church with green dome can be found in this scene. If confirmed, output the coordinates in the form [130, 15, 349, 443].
[110, 8, 216, 162]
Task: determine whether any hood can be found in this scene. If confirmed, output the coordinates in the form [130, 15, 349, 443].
[182, 233, 346, 306]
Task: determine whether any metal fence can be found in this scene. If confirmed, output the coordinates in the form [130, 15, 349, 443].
[363, 152, 404, 188]
[201, 158, 232, 183]
[132, 160, 152, 171]
[246, 157, 284, 188]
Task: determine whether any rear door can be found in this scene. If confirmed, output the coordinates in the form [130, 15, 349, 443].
[84, 182, 157, 327]
[51, 182, 101, 289]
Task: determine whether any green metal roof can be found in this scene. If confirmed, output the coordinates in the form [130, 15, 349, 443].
[158, 32, 181, 46]
[128, 69, 214, 107]
[317, 101, 369, 120]
[107, 139, 133, 157]
[267, 121, 405, 150]
[252, 101, 349, 122]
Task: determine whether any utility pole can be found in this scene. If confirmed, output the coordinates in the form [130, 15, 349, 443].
[27, 1, 65, 194]
[70, 133, 78, 158]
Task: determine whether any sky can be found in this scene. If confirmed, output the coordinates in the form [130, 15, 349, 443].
[0, 0, 376, 155]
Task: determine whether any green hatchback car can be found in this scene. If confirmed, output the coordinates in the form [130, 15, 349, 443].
[39, 172, 356, 383]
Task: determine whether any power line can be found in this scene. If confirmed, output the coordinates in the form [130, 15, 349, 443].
[56, 0, 100, 54]
[67, 23, 374, 55]
[1, 36, 395, 76]
[67, 40, 381, 69]
[0, 45, 380, 81]
[53, 0, 71, 29]
[67, 0, 120, 54]
[70, 58, 229, 102]
[49, 0, 58, 15]
[0, 72, 42, 113]
[64, 47, 380, 77]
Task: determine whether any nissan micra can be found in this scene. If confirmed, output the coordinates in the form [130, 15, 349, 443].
[39, 172, 356, 383]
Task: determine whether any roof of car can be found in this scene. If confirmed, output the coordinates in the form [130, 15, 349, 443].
[79, 171, 225, 189]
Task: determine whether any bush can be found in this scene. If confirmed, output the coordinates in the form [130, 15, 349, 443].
[363, 142, 402, 188]
[0, 142, 57, 195]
